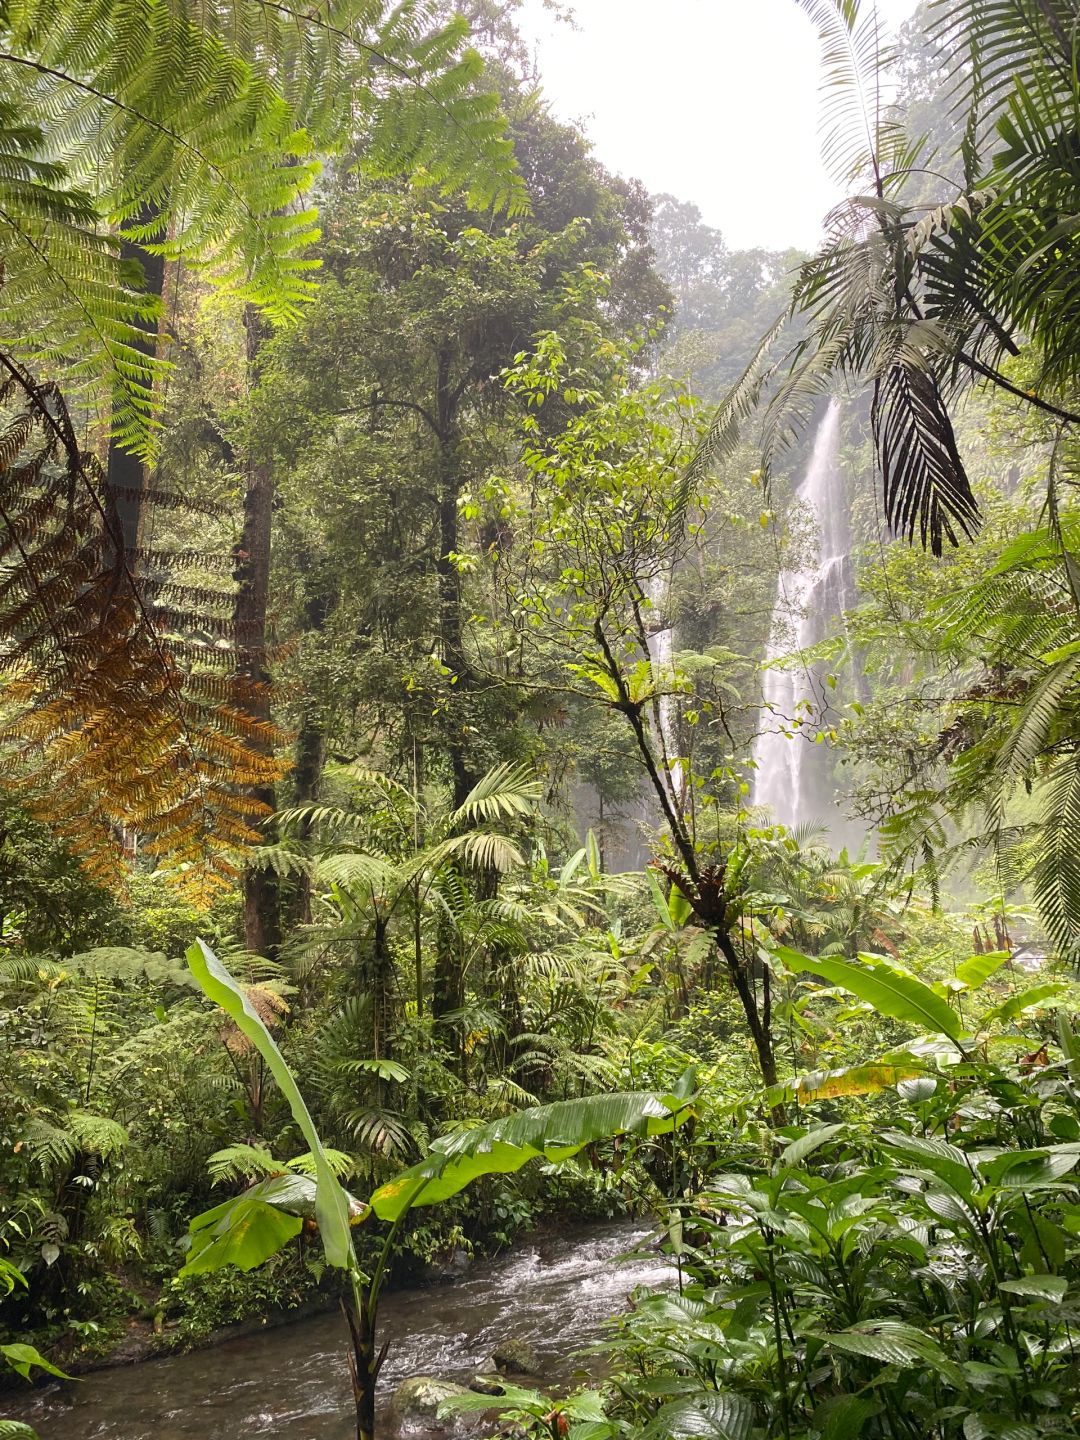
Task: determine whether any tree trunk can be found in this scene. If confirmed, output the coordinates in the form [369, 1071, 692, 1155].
[432, 906, 462, 1025]
[432, 351, 471, 1026]
[434, 350, 472, 811]
[237, 305, 280, 960]
[595, 621, 781, 1108]
[290, 578, 332, 929]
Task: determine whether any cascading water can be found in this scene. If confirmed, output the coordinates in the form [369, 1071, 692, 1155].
[751, 400, 859, 843]
[11, 1222, 672, 1439]
[645, 571, 682, 809]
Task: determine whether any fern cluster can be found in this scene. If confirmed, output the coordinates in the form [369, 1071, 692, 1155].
[876, 498, 1080, 960]
[0, 0, 526, 451]
[0, 356, 285, 899]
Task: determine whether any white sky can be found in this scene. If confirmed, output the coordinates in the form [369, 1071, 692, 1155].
[516, 0, 920, 251]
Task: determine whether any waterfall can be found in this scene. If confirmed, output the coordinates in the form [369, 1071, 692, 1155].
[645, 572, 682, 808]
[751, 400, 859, 842]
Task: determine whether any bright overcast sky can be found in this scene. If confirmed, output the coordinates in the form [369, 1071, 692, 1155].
[516, 0, 921, 251]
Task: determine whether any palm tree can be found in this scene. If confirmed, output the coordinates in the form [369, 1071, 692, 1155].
[694, 0, 1080, 959]
[697, 0, 1080, 557]
[269, 760, 543, 1022]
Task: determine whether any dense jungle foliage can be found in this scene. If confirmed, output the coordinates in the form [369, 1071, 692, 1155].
[4, 1, 1080, 1439]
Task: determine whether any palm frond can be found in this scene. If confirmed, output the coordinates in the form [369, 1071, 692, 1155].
[445, 830, 525, 874]
[796, 0, 902, 185]
[871, 358, 980, 555]
[1030, 751, 1080, 962]
[449, 761, 542, 828]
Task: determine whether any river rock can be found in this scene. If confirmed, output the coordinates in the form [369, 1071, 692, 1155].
[491, 1338, 539, 1375]
[388, 1376, 471, 1433]
[468, 1375, 506, 1396]
[420, 1245, 472, 1284]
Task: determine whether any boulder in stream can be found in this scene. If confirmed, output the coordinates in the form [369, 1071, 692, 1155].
[491, 1338, 539, 1375]
[388, 1376, 471, 1433]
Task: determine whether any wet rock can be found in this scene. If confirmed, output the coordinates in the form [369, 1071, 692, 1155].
[388, 1376, 471, 1433]
[491, 1338, 539, 1375]
[421, 1246, 472, 1284]
[468, 1375, 506, 1396]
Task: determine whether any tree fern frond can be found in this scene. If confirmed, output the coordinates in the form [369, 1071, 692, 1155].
[994, 652, 1080, 800]
[207, 1142, 282, 1184]
[0, 356, 286, 899]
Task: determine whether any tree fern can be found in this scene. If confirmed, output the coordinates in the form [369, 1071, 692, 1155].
[0, 0, 526, 450]
[0, 0, 528, 895]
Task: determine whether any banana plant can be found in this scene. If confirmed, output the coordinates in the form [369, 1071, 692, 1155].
[182, 941, 692, 1440]
[0, 1258, 70, 1439]
[766, 944, 1071, 1108]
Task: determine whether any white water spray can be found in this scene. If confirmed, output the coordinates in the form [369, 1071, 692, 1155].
[645, 572, 682, 809]
[751, 400, 857, 838]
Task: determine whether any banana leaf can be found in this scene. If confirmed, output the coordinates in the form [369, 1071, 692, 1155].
[369, 1091, 688, 1221]
[775, 947, 963, 1041]
[186, 940, 355, 1271]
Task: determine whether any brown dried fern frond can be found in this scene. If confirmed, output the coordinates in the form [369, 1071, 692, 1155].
[0, 353, 287, 904]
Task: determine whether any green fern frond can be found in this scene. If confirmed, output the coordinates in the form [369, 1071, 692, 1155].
[1030, 752, 1080, 962]
[207, 1142, 281, 1185]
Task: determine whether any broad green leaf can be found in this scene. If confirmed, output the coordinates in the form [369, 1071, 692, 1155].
[963, 1419, 1040, 1440]
[997, 1275, 1068, 1302]
[923, 1187, 980, 1230]
[1059, 1012, 1080, 1086]
[980, 983, 1066, 1029]
[668, 883, 692, 928]
[563, 1391, 609, 1423]
[881, 1131, 975, 1195]
[768, 1061, 925, 1107]
[981, 1145, 1080, 1189]
[779, 1123, 846, 1168]
[641, 1393, 754, 1440]
[1015, 1206, 1067, 1272]
[0, 1259, 26, 1296]
[439, 1385, 544, 1416]
[0, 1422, 39, 1438]
[816, 1319, 951, 1368]
[0, 1344, 71, 1382]
[181, 1195, 302, 1276]
[186, 941, 354, 1271]
[777, 947, 963, 1040]
[647, 869, 674, 929]
[814, 1395, 882, 1440]
[954, 952, 1010, 988]
[370, 1092, 687, 1221]
[205, 1172, 365, 1224]
[585, 828, 602, 882]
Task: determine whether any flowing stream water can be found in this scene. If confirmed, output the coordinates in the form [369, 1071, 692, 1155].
[10, 1221, 671, 1440]
[751, 401, 860, 845]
